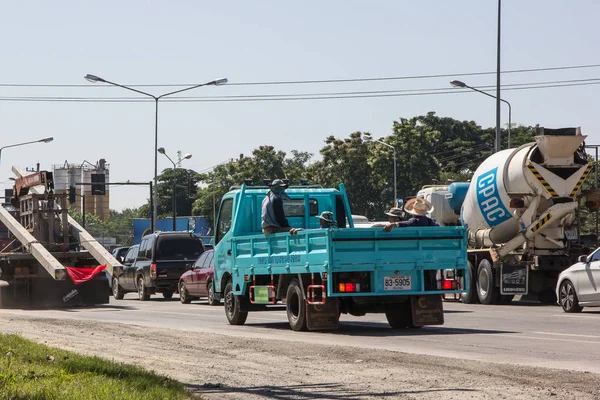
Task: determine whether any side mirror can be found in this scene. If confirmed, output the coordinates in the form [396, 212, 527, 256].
[578, 255, 588, 263]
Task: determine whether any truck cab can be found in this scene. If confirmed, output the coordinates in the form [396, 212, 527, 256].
[212, 183, 468, 331]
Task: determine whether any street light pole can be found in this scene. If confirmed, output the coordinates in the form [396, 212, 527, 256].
[0, 137, 54, 164]
[84, 74, 227, 230]
[450, 80, 512, 149]
[362, 134, 397, 202]
[496, 0, 502, 154]
[158, 147, 191, 231]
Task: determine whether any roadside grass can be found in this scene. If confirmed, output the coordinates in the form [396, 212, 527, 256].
[0, 333, 197, 400]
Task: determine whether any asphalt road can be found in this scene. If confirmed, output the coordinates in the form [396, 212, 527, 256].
[4, 294, 600, 374]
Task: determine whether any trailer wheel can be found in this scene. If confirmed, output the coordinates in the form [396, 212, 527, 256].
[207, 281, 220, 306]
[286, 279, 307, 331]
[558, 280, 583, 313]
[179, 283, 192, 304]
[477, 259, 500, 305]
[460, 261, 480, 304]
[112, 277, 124, 300]
[224, 281, 248, 325]
[137, 277, 150, 301]
[385, 302, 414, 329]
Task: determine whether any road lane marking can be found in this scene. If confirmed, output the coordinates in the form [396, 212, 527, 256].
[497, 334, 600, 344]
[533, 331, 600, 339]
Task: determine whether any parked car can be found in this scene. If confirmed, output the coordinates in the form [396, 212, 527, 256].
[178, 249, 220, 305]
[112, 232, 204, 301]
[556, 248, 600, 312]
[112, 246, 130, 263]
[112, 244, 139, 299]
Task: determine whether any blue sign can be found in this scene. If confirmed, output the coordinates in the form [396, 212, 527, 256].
[132, 217, 212, 245]
[475, 168, 511, 227]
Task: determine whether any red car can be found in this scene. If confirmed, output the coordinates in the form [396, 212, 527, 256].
[178, 249, 220, 305]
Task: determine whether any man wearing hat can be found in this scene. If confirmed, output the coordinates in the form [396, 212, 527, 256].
[385, 207, 405, 224]
[290, 211, 336, 235]
[262, 179, 292, 234]
[383, 198, 438, 232]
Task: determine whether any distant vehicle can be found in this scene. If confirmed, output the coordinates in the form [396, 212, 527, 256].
[178, 249, 219, 305]
[112, 245, 139, 299]
[111, 246, 130, 263]
[350, 215, 387, 229]
[112, 233, 204, 301]
[556, 248, 600, 312]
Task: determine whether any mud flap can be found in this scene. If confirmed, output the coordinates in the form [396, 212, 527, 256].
[306, 298, 340, 331]
[411, 295, 444, 326]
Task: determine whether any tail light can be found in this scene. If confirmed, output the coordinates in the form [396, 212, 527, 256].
[442, 280, 454, 290]
[150, 264, 157, 280]
[338, 282, 361, 292]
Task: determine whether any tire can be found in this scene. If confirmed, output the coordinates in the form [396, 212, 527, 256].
[207, 281, 220, 306]
[286, 279, 308, 331]
[137, 277, 150, 301]
[385, 302, 415, 329]
[112, 277, 124, 300]
[477, 259, 501, 305]
[460, 260, 480, 304]
[162, 291, 174, 300]
[558, 280, 583, 313]
[224, 281, 248, 325]
[499, 295, 514, 304]
[179, 283, 192, 304]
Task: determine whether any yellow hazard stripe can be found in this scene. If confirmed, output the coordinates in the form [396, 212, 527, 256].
[531, 213, 552, 233]
[527, 164, 559, 197]
[570, 164, 593, 198]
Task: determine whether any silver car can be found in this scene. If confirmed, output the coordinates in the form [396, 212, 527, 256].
[556, 248, 600, 313]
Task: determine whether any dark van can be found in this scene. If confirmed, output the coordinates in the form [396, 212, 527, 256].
[115, 232, 205, 301]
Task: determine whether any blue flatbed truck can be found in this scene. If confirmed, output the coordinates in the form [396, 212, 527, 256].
[212, 184, 468, 331]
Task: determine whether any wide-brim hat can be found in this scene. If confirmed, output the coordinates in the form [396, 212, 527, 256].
[318, 211, 334, 224]
[385, 207, 404, 217]
[404, 198, 434, 216]
[268, 179, 288, 188]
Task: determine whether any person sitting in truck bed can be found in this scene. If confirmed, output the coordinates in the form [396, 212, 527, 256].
[383, 198, 438, 232]
[262, 179, 293, 234]
[290, 211, 335, 235]
[385, 206, 405, 223]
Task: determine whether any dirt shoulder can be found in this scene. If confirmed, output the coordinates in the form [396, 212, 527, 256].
[1, 314, 598, 400]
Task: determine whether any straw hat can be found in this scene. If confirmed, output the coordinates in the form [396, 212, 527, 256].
[404, 198, 434, 216]
[384, 207, 404, 217]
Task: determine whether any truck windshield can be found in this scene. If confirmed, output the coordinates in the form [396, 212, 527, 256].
[155, 237, 204, 261]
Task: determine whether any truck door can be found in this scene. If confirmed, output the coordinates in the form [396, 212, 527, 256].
[121, 245, 139, 291]
[578, 248, 600, 302]
[213, 198, 234, 291]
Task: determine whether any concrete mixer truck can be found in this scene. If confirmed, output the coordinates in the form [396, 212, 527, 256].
[416, 127, 592, 305]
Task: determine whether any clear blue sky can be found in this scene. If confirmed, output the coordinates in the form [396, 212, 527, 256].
[1, 1, 599, 210]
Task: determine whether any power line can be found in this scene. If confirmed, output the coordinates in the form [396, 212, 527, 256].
[1, 63, 599, 88]
[1, 79, 600, 103]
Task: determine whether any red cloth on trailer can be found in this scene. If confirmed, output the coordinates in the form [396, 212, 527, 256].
[65, 265, 107, 285]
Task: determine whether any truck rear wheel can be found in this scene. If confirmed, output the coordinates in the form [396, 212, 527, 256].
[286, 279, 308, 331]
[385, 302, 416, 329]
[224, 281, 248, 325]
[137, 277, 150, 301]
[460, 261, 480, 304]
[477, 259, 501, 305]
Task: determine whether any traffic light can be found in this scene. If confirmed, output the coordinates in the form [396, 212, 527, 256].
[91, 173, 106, 195]
[68, 186, 76, 204]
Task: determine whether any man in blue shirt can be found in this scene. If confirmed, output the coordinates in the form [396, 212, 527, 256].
[383, 198, 438, 232]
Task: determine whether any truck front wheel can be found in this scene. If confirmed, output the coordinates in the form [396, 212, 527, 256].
[477, 259, 500, 305]
[460, 261, 480, 304]
[224, 281, 248, 325]
[286, 279, 307, 331]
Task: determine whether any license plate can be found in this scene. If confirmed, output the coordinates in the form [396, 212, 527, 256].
[383, 276, 412, 291]
[565, 230, 578, 240]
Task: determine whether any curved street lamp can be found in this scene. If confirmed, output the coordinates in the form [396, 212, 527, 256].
[84, 74, 227, 230]
[362, 133, 397, 203]
[450, 80, 512, 149]
[158, 147, 192, 231]
[0, 137, 54, 164]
